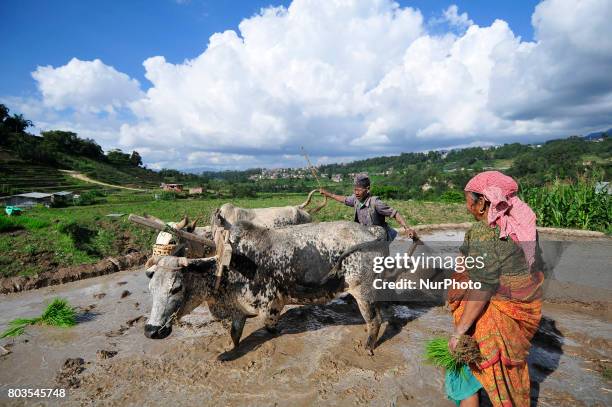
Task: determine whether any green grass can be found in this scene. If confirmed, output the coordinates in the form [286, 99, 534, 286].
[1, 178, 609, 280]
[0, 215, 50, 232]
[0, 298, 76, 338]
[0, 191, 470, 278]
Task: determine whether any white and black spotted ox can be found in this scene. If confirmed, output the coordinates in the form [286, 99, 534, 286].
[144, 221, 389, 355]
[211, 189, 324, 230]
[154, 190, 325, 257]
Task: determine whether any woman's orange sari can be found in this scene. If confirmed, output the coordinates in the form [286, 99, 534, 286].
[448, 223, 544, 407]
[449, 224, 544, 406]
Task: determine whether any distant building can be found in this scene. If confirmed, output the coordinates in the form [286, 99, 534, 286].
[331, 174, 343, 183]
[188, 187, 204, 195]
[52, 191, 74, 202]
[161, 183, 183, 192]
[1, 192, 54, 207]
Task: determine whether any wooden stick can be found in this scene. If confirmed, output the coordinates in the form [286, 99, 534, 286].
[301, 146, 322, 189]
[128, 214, 216, 248]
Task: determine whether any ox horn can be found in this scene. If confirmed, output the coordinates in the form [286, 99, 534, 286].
[175, 215, 189, 230]
[187, 216, 200, 232]
[298, 189, 318, 209]
[308, 194, 328, 214]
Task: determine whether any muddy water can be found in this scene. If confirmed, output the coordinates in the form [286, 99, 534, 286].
[0, 230, 610, 406]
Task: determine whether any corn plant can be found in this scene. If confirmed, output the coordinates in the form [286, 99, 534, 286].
[521, 177, 611, 233]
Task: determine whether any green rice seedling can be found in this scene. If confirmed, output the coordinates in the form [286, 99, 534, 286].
[424, 337, 463, 375]
[0, 298, 76, 338]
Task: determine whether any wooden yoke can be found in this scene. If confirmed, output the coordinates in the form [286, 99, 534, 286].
[213, 228, 232, 291]
[129, 214, 216, 248]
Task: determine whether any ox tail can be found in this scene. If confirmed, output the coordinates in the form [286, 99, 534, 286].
[322, 240, 389, 283]
[298, 189, 318, 209]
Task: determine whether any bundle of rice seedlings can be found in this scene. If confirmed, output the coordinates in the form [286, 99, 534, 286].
[453, 334, 482, 365]
[424, 337, 463, 375]
[424, 335, 481, 375]
[0, 298, 76, 338]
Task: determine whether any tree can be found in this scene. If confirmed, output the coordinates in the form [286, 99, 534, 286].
[106, 149, 132, 165]
[129, 151, 143, 167]
[0, 104, 9, 122]
[41, 130, 79, 153]
[3, 113, 33, 133]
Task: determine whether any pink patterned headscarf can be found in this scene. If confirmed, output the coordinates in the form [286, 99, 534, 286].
[464, 171, 536, 267]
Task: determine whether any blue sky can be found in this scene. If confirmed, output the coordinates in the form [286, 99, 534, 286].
[1, 0, 610, 170]
[1, 0, 539, 99]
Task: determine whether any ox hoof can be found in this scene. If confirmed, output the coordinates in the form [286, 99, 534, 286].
[217, 351, 238, 362]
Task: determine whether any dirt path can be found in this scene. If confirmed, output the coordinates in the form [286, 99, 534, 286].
[60, 170, 146, 191]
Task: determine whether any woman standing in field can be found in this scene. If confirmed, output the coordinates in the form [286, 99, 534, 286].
[446, 171, 544, 406]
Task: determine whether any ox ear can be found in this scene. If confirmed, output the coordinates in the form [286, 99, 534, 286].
[145, 255, 160, 279]
[145, 255, 160, 268]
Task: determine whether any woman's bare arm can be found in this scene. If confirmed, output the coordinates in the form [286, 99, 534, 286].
[449, 289, 492, 350]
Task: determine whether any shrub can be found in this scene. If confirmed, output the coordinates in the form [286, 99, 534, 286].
[57, 220, 99, 255]
[74, 190, 106, 206]
[439, 190, 464, 203]
[157, 191, 177, 201]
[371, 185, 407, 199]
[229, 184, 257, 198]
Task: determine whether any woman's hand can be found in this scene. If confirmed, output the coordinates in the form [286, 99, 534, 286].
[319, 188, 330, 197]
[448, 335, 459, 352]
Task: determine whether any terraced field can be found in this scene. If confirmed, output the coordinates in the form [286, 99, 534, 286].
[0, 150, 161, 196]
[0, 162, 98, 196]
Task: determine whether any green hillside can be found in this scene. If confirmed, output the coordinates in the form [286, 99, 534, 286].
[0, 149, 160, 196]
[0, 104, 209, 197]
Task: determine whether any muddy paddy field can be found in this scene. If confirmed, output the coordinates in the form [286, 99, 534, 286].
[0, 229, 610, 406]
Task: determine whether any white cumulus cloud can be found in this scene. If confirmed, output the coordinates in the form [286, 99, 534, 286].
[10, 0, 612, 169]
[32, 58, 143, 114]
[442, 4, 473, 29]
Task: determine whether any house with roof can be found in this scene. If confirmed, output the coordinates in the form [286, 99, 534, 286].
[0, 192, 54, 207]
[0, 190, 75, 208]
[52, 191, 74, 202]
